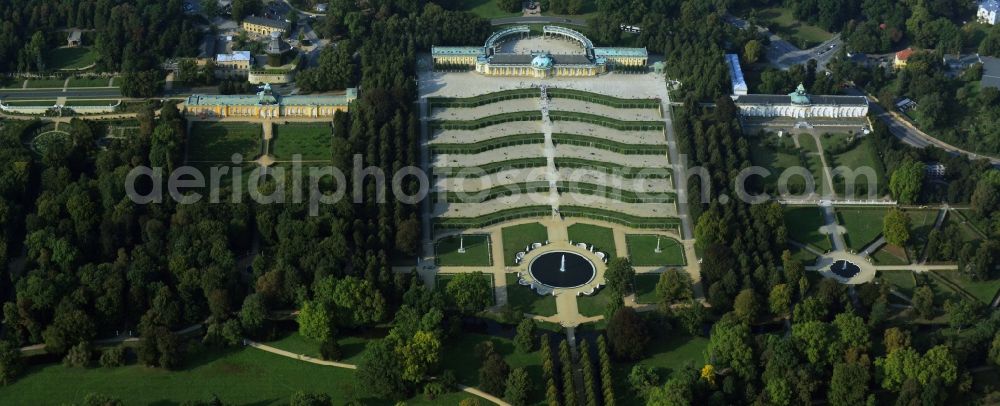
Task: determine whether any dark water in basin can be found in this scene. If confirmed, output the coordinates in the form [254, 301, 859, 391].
[529, 251, 596, 288]
[831, 259, 860, 278]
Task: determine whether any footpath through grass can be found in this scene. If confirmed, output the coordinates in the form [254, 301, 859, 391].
[567, 223, 617, 258]
[783, 206, 832, 252]
[626, 234, 685, 266]
[188, 122, 263, 162]
[0, 346, 470, 405]
[501, 223, 549, 266]
[837, 208, 887, 251]
[46, 47, 98, 70]
[933, 271, 1000, 304]
[439, 333, 543, 395]
[434, 234, 493, 266]
[879, 270, 916, 297]
[271, 123, 333, 161]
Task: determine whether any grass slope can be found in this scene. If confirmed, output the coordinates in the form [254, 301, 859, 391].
[435, 234, 493, 266]
[837, 208, 887, 251]
[783, 206, 832, 252]
[188, 122, 263, 162]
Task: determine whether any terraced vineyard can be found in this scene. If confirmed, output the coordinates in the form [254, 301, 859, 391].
[428, 88, 678, 231]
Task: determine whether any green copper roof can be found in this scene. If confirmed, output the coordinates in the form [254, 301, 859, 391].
[431, 46, 484, 56]
[789, 83, 811, 104]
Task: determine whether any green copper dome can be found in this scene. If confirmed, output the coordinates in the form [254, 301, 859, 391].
[532, 54, 554, 70]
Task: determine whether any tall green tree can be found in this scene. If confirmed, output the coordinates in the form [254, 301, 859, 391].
[889, 160, 925, 204]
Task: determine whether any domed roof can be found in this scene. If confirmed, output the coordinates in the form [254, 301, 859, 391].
[531, 54, 553, 70]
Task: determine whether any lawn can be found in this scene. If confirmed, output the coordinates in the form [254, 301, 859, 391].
[436, 272, 496, 305]
[458, 0, 520, 19]
[870, 245, 909, 265]
[933, 271, 1000, 305]
[918, 273, 963, 307]
[2, 100, 55, 106]
[827, 135, 884, 197]
[907, 209, 940, 257]
[25, 79, 66, 89]
[501, 223, 549, 266]
[434, 234, 493, 266]
[439, 333, 543, 396]
[749, 133, 822, 196]
[756, 7, 834, 49]
[68, 77, 113, 88]
[46, 47, 98, 70]
[271, 123, 333, 161]
[837, 208, 887, 251]
[577, 288, 611, 317]
[505, 273, 557, 316]
[188, 122, 263, 162]
[879, 270, 915, 297]
[626, 235, 685, 267]
[634, 273, 660, 304]
[0, 346, 471, 405]
[788, 245, 819, 265]
[783, 206, 832, 252]
[567, 223, 617, 258]
[614, 334, 709, 404]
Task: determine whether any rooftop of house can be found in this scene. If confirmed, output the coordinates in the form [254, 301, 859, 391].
[243, 15, 289, 30]
[216, 51, 252, 63]
[896, 48, 915, 61]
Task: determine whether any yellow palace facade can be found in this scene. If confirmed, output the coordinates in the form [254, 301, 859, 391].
[184, 86, 358, 119]
[431, 25, 648, 78]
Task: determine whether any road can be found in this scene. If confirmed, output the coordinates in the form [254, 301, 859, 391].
[724, 15, 842, 71]
[491, 16, 587, 26]
[844, 87, 1000, 167]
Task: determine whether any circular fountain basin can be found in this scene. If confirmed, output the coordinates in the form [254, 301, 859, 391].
[830, 259, 861, 278]
[528, 251, 597, 289]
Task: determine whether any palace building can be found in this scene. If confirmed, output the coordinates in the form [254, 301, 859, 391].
[241, 16, 289, 36]
[733, 84, 869, 119]
[432, 26, 647, 78]
[183, 85, 357, 119]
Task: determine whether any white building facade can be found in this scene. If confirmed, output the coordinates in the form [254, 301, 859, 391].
[734, 84, 869, 118]
[980, 0, 999, 25]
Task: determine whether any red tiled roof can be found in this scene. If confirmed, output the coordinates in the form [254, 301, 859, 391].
[896, 48, 915, 60]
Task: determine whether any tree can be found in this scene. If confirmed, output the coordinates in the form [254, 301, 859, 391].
[628, 364, 660, 394]
[514, 318, 536, 353]
[445, 272, 493, 315]
[912, 285, 934, 318]
[396, 330, 440, 382]
[357, 339, 406, 399]
[606, 307, 648, 361]
[320, 339, 342, 361]
[201, 0, 220, 17]
[298, 300, 336, 342]
[99, 346, 126, 368]
[945, 299, 982, 332]
[479, 353, 511, 396]
[883, 209, 911, 247]
[43, 305, 96, 354]
[232, 0, 262, 21]
[497, 0, 523, 13]
[0, 340, 22, 385]
[828, 362, 870, 406]
[792, 321, 837, 366]
[707, 315, 755, 379]
[604, 258, 635, 298]
[768, 284, 792, 317]
[120, 71, 163, 98]
[889, 160, 925, 204]
[239, 293, 268, 338]
[290, 391, 332, 406]
[883, 328, 911, 354]
[64, 342, 92, 368]
[733, 289, 759, 323]
[504, 368, 531, 406]
[655, 269, 692, 306]
[744, 40, 763, 64]
[971, 175, 1000, 217]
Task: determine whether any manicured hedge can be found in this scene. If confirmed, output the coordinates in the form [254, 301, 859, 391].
[429, 133, 545, 154]
[551, 133, 668, 155]
[434, 158, 548, 177]
[434, 206, 552, 229]
[553, 157, 671, 178]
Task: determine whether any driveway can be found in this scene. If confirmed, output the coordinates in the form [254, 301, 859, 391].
[724, 15, 842, 71]
[491, 16, 587, 26]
